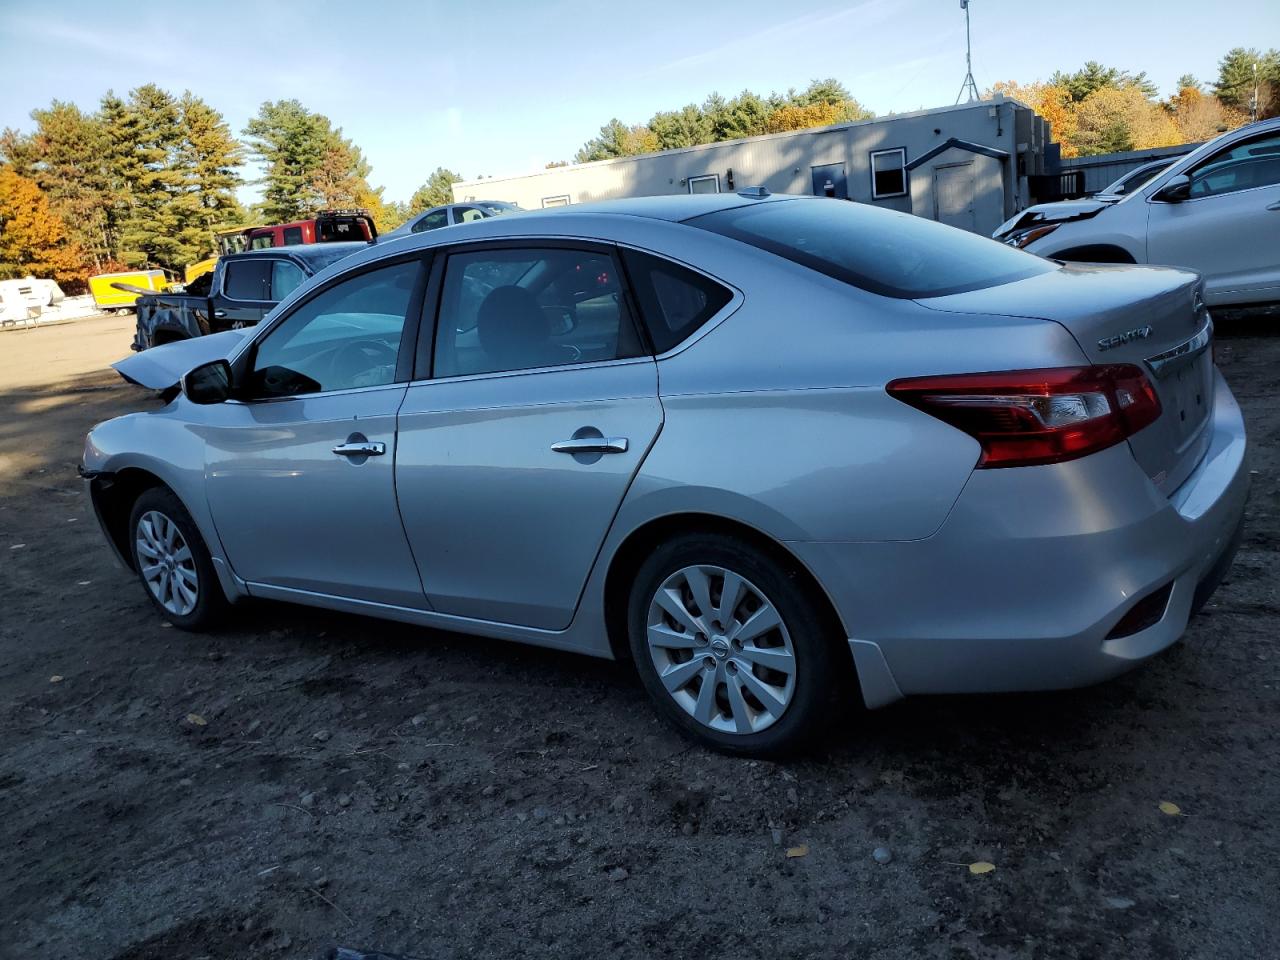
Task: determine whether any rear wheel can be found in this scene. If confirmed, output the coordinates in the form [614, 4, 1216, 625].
[627, 533, 842, 757]
[128, 487, 227, 630]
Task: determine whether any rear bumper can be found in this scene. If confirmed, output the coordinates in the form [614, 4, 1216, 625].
[793, 367, 1249, 705]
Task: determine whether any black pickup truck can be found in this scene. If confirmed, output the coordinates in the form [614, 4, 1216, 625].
[131, 243, 366, 351]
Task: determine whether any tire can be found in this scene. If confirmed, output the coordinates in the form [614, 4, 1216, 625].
[128, 487, 228, 631]
[627, 533, 843, 757]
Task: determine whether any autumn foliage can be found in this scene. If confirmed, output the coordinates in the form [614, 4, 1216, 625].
[0, 166, 85, 285]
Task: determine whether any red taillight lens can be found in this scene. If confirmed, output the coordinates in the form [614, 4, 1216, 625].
[887, 364, 1161, 468]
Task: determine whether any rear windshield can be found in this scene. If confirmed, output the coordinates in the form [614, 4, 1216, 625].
[688, 198, 1053, 299]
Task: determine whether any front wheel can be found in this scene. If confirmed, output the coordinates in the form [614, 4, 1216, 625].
[627, 533, 843, 757]
[128, 487, 227, 630]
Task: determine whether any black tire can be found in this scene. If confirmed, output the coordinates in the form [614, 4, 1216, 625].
[128, 487, 228, 631]
[627, 532, 843, 758]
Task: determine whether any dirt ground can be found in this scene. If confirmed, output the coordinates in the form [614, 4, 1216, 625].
[1, 313, 1277, 960]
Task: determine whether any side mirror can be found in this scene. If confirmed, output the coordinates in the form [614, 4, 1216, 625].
[181, 359, 232, 404]
[1153, 174, 1191, 203]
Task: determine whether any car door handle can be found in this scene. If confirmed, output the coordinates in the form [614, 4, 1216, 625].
[332, 441, 386, 457]
[213, 310, 227, 318]
[551, 437, 629, 454]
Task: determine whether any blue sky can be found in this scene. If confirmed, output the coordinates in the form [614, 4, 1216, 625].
[1, 0, 1276, 204]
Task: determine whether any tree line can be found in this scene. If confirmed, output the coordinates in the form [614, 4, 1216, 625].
[570, 78, 873, 163]
[1, 48, 1275, 288]
[993, 49, 1277, 158]
[0, 87, 462, 287]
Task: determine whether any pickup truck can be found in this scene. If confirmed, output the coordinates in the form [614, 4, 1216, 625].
[132, 243, 365, 351]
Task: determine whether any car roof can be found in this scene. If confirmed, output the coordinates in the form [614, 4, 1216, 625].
[227, 242, 368, 263]
[528, 193, 790, 222]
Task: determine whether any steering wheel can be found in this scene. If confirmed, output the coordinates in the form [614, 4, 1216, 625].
[330, 338, 398, 386]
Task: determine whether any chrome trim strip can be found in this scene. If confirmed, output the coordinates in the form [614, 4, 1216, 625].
[1145, 321, 1212, 379]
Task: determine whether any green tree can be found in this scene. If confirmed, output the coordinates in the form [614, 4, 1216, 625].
[242, 100, 334, 221]
[1176, 74, 1202, 93]
[1051, 61, 1158, 102]
[1214, 47, 1280, 118]
[648, 105, 712, 150]
[793, 78, 854, 106]
[409, 167, 462, 213]
[170, 92, 245, 260]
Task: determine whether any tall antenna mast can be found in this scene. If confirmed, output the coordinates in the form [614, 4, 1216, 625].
[956, 0, 979, 104]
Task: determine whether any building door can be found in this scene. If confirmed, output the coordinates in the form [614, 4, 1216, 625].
[934, 162, 976, 232]
[811, 162, 847, 199]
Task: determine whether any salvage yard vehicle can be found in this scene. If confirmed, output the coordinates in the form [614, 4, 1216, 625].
[381, 200, 521, 238]
[87, 269, 169, 313]
[83, 192, 1248, 756]
[245, 209, 378, 249]
[182, 225, 261, 285]
[130, 243, 366, 351]
[994, 117, 1280, 310]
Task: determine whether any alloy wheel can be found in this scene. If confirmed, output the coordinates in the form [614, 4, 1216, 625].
[135, 510, 199, 616]
[645, 564, 796, 735]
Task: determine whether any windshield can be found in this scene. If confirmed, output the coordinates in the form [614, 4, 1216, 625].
[689, 198, 1053, 299]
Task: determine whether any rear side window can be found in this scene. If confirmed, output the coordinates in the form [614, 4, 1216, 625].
[223, 260, 271, 300]
[688, 198, 1053, 299]
[283, 226, 304, 245]
[620, 250, 733, 353]
[270, 260, 307, 300]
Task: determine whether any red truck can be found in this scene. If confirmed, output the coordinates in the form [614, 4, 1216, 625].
[244, 209, 377, 249]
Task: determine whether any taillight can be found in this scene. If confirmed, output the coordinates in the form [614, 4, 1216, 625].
[887, 364, 1161, 468]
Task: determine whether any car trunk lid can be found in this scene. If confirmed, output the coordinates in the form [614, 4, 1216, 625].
[917, 263, 1215, 495]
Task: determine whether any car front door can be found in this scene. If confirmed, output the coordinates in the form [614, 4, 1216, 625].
[1146, 130, 1280, 305]
[217, 259, 276, 332]
[395, 242, 662, 630]
[202, 256, 431, 607]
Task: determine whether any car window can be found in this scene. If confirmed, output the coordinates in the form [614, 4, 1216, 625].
[223, 260, 271, 301]
[433, 247, 644, 378]
[621, 250, 733, 353]
[689, 197, 1053, 299]
[249, 260, 423, 398]
[1189, 132, 1280, 198]
[270, 260, 307, 301]
[283, 226, 304, 245]
[412, 209, 449, 233]
[454, 206, 486, 224]
[249, 234, 275, 250]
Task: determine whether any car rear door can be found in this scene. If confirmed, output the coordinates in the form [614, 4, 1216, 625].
[395, 240, 662, 630]
[203, 255, 431, 606]
[1146, 129, 1280, 305]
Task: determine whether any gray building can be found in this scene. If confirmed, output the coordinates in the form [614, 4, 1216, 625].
[454, 96, 1049, 236]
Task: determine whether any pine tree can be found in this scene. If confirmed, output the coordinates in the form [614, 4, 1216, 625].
[409, 168, 462, 213]
[1214, 48, 1280, 118]
[172, 92, 245, 261]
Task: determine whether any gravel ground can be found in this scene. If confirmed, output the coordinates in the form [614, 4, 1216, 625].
[1, 314, 1277, 960]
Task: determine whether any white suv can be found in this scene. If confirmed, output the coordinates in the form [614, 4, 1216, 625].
[994, 118, 1280, 309]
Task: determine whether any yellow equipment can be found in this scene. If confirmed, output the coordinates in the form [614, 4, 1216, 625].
[87, 270, 168, 312]
[184, 227, 259, 284]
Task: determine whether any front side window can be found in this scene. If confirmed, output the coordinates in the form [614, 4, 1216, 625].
[249, 234, 275, 250]
[689, 197, 1052, 299]
[249, 260, 423, 397]
[871, 148, 908, 199]
[412, 209, 449, 233]
[282, 226, 304, 245]
[433, 247, 643, 378]
[270, 260, 307, 301]
[223, 260, 271, 301]
[1188, 132, 1280, 198]
[621, 250, 733, 353]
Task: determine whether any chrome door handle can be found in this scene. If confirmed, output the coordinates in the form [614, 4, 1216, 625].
[551, 437, 629, 454]
[332, 441, 386, 457]
[213, 310, 227, 318]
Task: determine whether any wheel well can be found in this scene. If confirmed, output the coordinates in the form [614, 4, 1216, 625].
[1050, 244, 1137, 264]
[93, 468, 167, 570]
[602, 513, 852, 670]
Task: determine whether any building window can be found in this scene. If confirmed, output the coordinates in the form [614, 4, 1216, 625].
[870, 148, 908, 199]
[687, 174, 720, 195]
[542, 195, 571, 208]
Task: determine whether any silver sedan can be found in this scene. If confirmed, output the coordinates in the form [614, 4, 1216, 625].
[83, 192, 1249, 756]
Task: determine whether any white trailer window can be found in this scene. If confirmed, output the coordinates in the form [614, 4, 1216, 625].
[870, 148, 908, 199]
[541, 195, 571, 208]
[687, 174, 720, 194]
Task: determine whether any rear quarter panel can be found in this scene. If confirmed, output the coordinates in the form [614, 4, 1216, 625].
[624, 245, 1093, 543]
